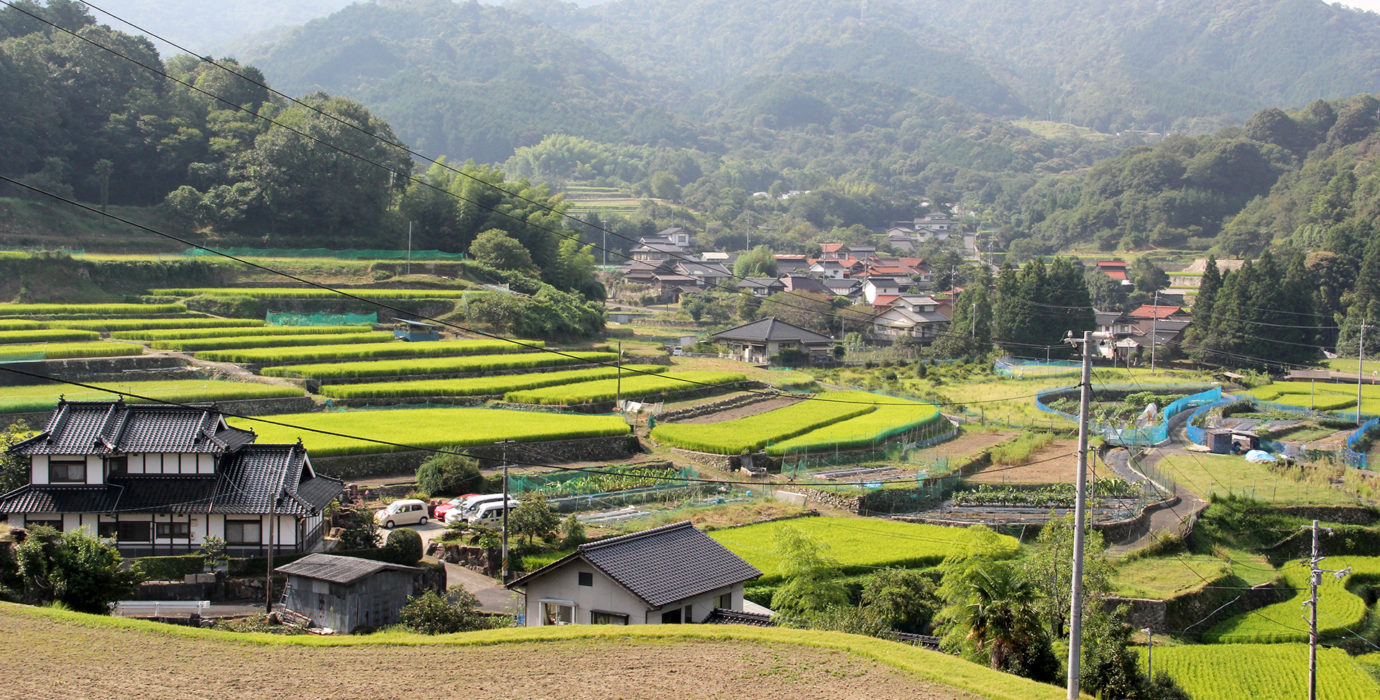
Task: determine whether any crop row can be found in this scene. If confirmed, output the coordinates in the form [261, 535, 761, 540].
[0, 341, 143, 361]
[229, 407, 631, 456]
[199, 338, 541, 364]
[0, 303, 187, 317]
[263, 349, 608, 380]
[766, 394, 942, 454]
[523, 464, 687, 498]
[0, 329, 100, 345]
[46, 317, 264, 332]
[113, 324, 372, 341]
[1204, 556, 1380, 643]
[151, 331, 394, 352]
[651, 391, 876, 454]
[1144, 644, 1380, 700]
[708, 516, 1020, 585]
[0, 379, 303, 414]
[951, 480, 1136, 508]
[504, 370, 745, 406]
[150, 287, 476, 299]
[318, 364, 663, 399]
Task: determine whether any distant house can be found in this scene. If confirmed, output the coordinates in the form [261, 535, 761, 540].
[1095, 260, 1131, 284]
[277, 554, 424, 633]
[1126, 305, 1190, 323]
[872, 295, 949, 341]
[508, 521, 760, 626]
[863, 277, 902, 304]
[652, 227, 693, 249]
[848, 245, 878, 260]
[822, 278, 862, 299]
[736, 276, 785, 298]
[809, 260, 847, 279]
[709, 317, 834, 364]
[0, 400, 342, 556]
[674, 260, 733, 287]
[883, 230, 918, 253]
[818, 243, 850, 260]
[773, 255, 810, 275]
[778, 274, 831, 295]
[631, 242, 687, 263]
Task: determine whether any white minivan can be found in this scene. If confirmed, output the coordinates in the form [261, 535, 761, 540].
[466, 499, 519, 527]
[444, 493, 508, 524]
[375, 499, 429, 528]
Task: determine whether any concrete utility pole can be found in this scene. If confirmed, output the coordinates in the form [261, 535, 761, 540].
[499, 439, 515, 583]
[1358, 323, 1366, 427]
[616, 341, 623, 408]
[406, 221, 412, 276]
[1064, 330, 1094, 699]
[1142, 628, 1153, 681]
[265, 491, 276, 614]
[1303, 519, 1350, 700]
[1151, 289, 1158, 374]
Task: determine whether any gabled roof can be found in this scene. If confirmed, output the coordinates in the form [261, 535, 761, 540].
[1094, 310, 1123, 327]
[1127, 305, 1185, 320]
[508, 521, 760, 608]
[735, 277, 784, 292]
[778, 275, 830, 294]
[276, 553, 420, 585]
[12, 400, 254, 456]
[871, 294, 902, 308]
[819, 243, 848, 254]
[710, 317, 832, 345]
[865, 276, 900, 286]
[823, 278, 861, 291]
[874, 308, 950, 327]
[675, 261, 731, 277]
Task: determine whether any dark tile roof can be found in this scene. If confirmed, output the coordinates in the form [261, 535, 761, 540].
[705, 608, 776, 627]
[509, 521, 760, 608]
[215, 443, 342, 516]
[0, 485, 122, 514]
[276, 553, 420, 584]
[12, 400, 249, 456]
[710, 317, 833, 345]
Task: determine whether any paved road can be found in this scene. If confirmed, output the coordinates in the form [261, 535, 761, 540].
[403, 521, 522, 614]
[1104, 408, 1209, 553]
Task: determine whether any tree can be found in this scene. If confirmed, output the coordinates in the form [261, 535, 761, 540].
[383, 528, 423, 565]
[399, 586, 488, 634]
[733, 245, 777, 278]
[769, 525, 849, 616]
[934, 558, 1057, 681]
[932, 267, 992, 359]
[0, 419, 32, 494]
[560, 513, 587, 549]
[1019, 512, 1112, 640]
[334, 504, 379, 550]
[860, 568, 938, 632]
[12, 526, 144, 614]
[469, 228, 538, 275]
[509, 496, 558, 546]
[415, 451, 483, 496]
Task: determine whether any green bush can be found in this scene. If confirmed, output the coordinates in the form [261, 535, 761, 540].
[400, 586, 488, 634]
[133, 555, 205, 581]
[415, 451, 484, 496]
[383, 528, 424, 565]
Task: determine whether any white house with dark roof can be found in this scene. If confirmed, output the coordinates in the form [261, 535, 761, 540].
[507, 521, 760, 626]
[709, 317, 834, 364]
[0, 399, 342, 556]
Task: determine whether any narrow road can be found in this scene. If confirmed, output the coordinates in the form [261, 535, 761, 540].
[1104, 408, 1209, 553]
[412, 522, 522, 614]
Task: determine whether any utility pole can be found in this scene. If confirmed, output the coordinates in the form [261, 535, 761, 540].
[265, 490, 276, 614]
[616, 341, 623, 409]
[499, 439, 514, 583]
[406, 221, 413, 276]
[1065, 330, 1094, 699]
[1303, 519, 1350, 700]
[970, 301, 976, 339]
[1142, 627, 1153, 680]
[1359, 323, 1366, 427]
[1151, 289, 1158, 374]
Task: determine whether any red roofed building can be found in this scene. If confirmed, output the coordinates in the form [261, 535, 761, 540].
[871, 293, 902, 308]
[1096, 260, 1130, 282]
[1126, 305, 1189, 321]
[819, 243, 849, 259]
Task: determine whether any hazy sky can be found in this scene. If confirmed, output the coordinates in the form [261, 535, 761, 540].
[1334, 0, 1380, 13]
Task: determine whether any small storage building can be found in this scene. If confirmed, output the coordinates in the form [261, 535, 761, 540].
[394, 319, 441, 342]
[276, 554, 422, 632]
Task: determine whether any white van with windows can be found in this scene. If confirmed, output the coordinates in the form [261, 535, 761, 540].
[464, 499, 519, 528]
[444, 493, 508, 524]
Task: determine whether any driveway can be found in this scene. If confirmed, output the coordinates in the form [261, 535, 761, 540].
[388, 521, 522, 614]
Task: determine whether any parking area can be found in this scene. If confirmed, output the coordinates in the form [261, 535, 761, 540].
[381, 521, 521, 614]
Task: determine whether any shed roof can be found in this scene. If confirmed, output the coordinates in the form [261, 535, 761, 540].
[509, 521, 760, 607]
[276, 554, 420, 584]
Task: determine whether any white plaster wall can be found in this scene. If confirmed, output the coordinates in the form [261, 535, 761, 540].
[30, 456, 48, 484]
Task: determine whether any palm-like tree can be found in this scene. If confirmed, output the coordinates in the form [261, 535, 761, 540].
[937, 560, 1045, 671]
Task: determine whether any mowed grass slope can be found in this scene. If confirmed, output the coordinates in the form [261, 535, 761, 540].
[0, 604, 1068, 700]
[0, 380, 302, 414]
[228, 407, 630, 456]
[1143, 643, 1380, 699]
[709, 516, 1019, 584]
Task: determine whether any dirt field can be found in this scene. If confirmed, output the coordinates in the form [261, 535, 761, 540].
[673, 396, 800, 424]
[924, 430, 1017, 460]
[966, 439, 1082, 484]
[0, 610, 975, 700]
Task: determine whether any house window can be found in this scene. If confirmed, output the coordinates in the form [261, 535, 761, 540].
[156, 521, 190, 539]
[541, 601, 574, 626]
[660, 608, 682, 624]
[117, 522, 151, 542]
[718, 593, 732, 609]
[105, 456, 127, 476]
[225, 520, 261, 545]
[49, 461, 85, 483]
[578, 571, 593, 587]
[591, 611, 627, 625]
[98, 521, 118, 539]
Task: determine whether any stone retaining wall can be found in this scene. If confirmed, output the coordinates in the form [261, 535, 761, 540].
[0, 355, 191, 386]
[1105, 578, 1285, 636]
[0, 392, 317, 430]
[310, 435, 641, 480]
[1273, 505, 1378, 525]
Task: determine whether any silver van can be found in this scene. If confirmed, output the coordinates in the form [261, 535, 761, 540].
[375, 499, 429, 528]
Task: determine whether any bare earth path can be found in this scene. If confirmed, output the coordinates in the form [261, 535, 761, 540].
[0, 609, 976, 700]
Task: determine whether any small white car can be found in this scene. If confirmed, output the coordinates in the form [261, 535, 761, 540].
[444, 493, 508, 524]
[375, 499, 429, 528]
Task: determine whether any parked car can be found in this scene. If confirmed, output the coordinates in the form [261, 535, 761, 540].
[443, 493, 508, 524]
[375, 499, 429, 528]
[433, 494, 479, 521]
[465, 499, 519, 528]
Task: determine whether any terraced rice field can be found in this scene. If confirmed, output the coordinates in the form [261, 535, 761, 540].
[0, 341, 142, 360]
[766, 394, 942, 454]
[229, 407, 631, 456]
[652, 391, 893, 455]
[503, 370, 745, 406]
[0, 303, 186, 316]
[112, 325, 372, 341]
[262, 350, 611, 380]
[150, 331, 395, 352]
[1246, 380, 1380, 415]
[318, 365, 665, 400]
[0, 329, 99, 344]
[46, 318, 264, 332]
[150, 287, 475, 299]
[199, 338, 541, 364]
[1143, 643, 1380, 699]
[1204, 556, 1380, 643]
[0, 380, 303, 414]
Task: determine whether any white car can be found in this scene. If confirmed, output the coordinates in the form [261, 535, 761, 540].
[375, 499, 429, 528]
[444, 494, 508, 524]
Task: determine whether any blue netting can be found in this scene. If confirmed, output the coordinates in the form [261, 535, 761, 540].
[994, 356, 1080, 379]
[1344, 417, 1377, 469]
[1036, 385, 1222, 446]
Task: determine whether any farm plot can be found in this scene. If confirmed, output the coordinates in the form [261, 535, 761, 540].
[228, 407, 631, 456]
[503, 371, 746, 406]
[0, 320, 42, 331]
[0, 380, 303, 414]
[1144, 644, 1380, 699]
[709, 516, 1019, 584]
[263, 350, 612, 381]
[0, 329, 99, 344]
[0, 303, 186, 317]
[1247, 380, 1380, 414]
[965, 437, 1081, 484]
[47, 318, 264, 332]
[766, 395, 942, 455]
[150, 287, 474, 299]
[1156, 454, 1357, 505]
[651, 391, 880, 454]
[1204, 556, 1380, 643]
[150, 331, 394, 352]
[318, 365, 665, 400]
[0, 341, 142, 360]
[199, 338, 540, 364]
[112, 325, 372, 341]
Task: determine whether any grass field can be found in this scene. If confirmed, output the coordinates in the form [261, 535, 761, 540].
[0, 603, 1067, 700]
[0, 380, 303, 414]
[318, 365, 665, 400]
[1112, 554, 1230, 599]
[708, 516, 1019, 584]
[150, 287, 475, 299]
[150, 331, 395, 352]
[503, 370, 745, 406]
[229, 407, 631, 456]
[1204, 556, 1380, 643]
[766, 394, 942, 454]
[0, 341, 142, 360]
[262, 349, 612, 380]
[112, 325, 372, 341]
[1143, 643, 1380, 699]
[1155, 453, 1359, 505]
[200, 338, 540, 364]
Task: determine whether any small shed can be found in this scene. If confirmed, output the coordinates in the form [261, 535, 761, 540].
[1205, 428, 1260, 455]
[394, 319, 440, 342]
[276, 554, 422, 632]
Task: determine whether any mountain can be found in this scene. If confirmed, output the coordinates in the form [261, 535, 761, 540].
[236, 0, 662, 163]
[80, 0, 359, 52]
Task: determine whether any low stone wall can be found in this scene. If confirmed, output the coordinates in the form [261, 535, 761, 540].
[785, 488, 863, 512]
[658, 392, 778, 423]
[1103, 578, 1285, 636]
[1273, 505, 1379, 525]
[670, 448, 739, 472]
[311, 435, 641, 480]
[0, 355, 191, 386]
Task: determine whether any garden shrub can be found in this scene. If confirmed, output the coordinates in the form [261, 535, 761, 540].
[383, 528, 423, 565]
[416, 451, 483, 496]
